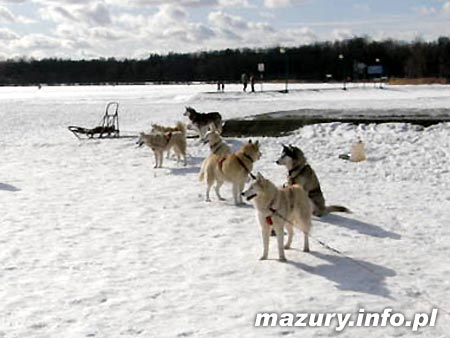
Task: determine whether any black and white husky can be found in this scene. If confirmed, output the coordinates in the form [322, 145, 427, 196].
[183, 106, 222, 138]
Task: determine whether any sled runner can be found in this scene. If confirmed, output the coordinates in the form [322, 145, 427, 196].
[68, 102, 120, 139]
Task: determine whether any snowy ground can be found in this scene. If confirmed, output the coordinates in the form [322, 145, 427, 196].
[1, 83, 449, 338]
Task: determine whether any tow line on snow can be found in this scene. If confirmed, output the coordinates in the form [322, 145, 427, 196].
[268, 207, 450, 321]
[268, 207, 384, 277]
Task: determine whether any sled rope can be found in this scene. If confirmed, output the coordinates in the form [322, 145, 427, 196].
[268, 207, 450, 322]
[268, 208, 389, 278]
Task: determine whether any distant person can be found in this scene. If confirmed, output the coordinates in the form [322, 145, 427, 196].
[241, 73, 248, 92]
[217, 80, 225, 92]
[250, 74, 255, 92]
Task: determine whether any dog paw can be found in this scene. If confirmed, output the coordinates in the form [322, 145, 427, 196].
[259, 256, 268, 261]
[278, 257, 287, 262]
[284, 245, 291, 250]
[303, 248, 310, 252]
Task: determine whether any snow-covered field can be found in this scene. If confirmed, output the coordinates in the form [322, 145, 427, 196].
[1, 83, 449, 338]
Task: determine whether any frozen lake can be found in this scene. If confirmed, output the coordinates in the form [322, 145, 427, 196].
[1, 84, 449, 338]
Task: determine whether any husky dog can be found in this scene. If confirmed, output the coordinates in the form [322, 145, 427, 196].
[242, 172, 312, 262]
[184, 106, 222, 138]
[151, 122, 186, 159]
[137, 130, 187, 168]
[202, 129, 231, 156]
[151, 121, 186, 134]
[339, 139, 367, 162]
[199, 140, 261, 205]
[276, 144, 350, 217]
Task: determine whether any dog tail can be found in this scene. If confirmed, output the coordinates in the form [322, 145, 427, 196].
[176, 121, 186, 136]
[325, 205, 351, 214]
[199, 159, 206, 182]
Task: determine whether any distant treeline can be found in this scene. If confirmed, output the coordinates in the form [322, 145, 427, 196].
[1, 37, 450, 85]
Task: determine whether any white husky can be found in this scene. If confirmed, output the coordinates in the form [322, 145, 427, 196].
[242, 173, 312, 262]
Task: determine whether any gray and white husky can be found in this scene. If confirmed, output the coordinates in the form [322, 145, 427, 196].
[276, 144, 350, 217]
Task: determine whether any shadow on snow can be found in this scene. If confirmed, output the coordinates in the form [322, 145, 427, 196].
[288, 251, 396, 298]
[0, 183, 20, 192]
[317, 214, 401, 240]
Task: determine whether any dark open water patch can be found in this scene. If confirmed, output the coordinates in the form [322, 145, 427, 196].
[222, 108, 450, 137]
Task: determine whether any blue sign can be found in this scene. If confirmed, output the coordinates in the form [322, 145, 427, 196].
[367, 65, 383, 75]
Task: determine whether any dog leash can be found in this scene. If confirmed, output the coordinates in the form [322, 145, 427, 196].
[267, 207, 450, 323]
[267, 207, 386, 278]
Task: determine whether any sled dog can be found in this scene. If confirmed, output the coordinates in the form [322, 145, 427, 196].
[151, 121, 186, 134]
[202, 129, 231, 156]
[242, 172, 312, 261]
[339, 139, 367, 162]
[276, 144, 350, 216]
[137, 129, 187, 168]
[151, 122, 186, 159]
[184, 106, 222, 138]
[199, 140, 261, 205]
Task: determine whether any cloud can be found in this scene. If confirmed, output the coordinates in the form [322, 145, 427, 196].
[264, 0, 309, 8]
[104, 0, 218, 8]
[81, 3, 111, 26]
[90, 27, 126, 41]
[124, 4, 216, 51]
[39, 2, 111, 26]
[153, 4, 188, 24]
[331, 28, 353, 41]
[443, 2, 450, 15]
[278, 26, 316, 46]
[11, 33, 65, 50]
[0, 27, 19, 40]
[218, 0, 250, 8]
[208, 11, 248, 30]
[40, 5, 77, 22]
[0, 5, 15, 22]
[415, 6, 438, 16]
[104, 0, 250, 9]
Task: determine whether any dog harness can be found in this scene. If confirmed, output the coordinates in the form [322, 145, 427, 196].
[266, 194, 278, 225]
[237, 153, 254, 174]
[217, 152, 256, 179]
[210, 141, 224, 154]
[164, 132, 172, 144]
[287, 164, 309, 185]
[265, 189, 295, 226]
[217, 156, 227, 172]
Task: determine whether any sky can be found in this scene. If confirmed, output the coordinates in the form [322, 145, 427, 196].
[0, 0, 450, 60]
